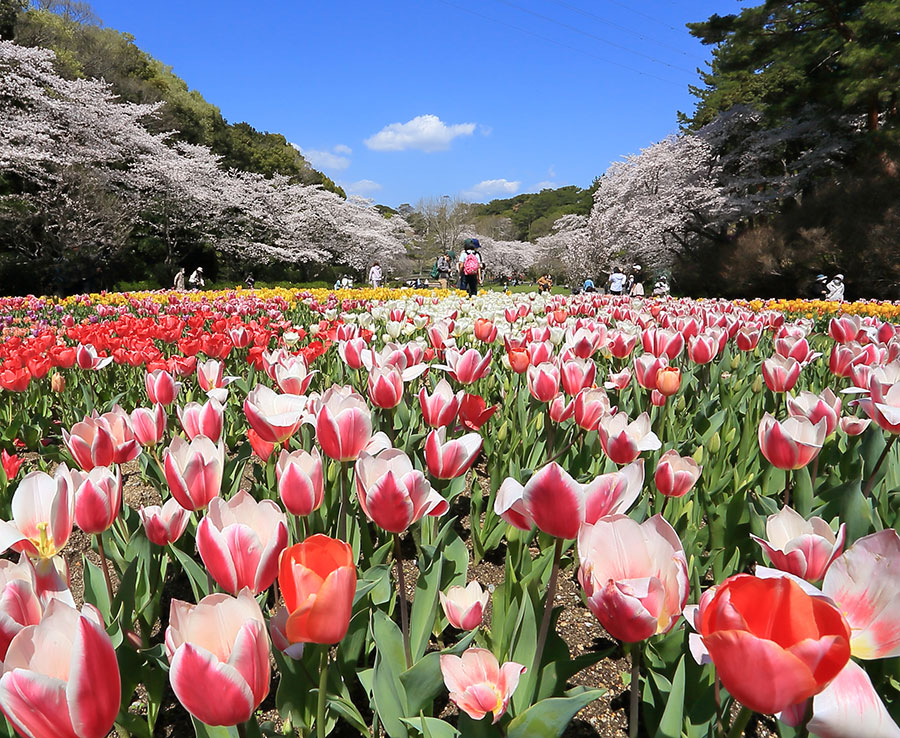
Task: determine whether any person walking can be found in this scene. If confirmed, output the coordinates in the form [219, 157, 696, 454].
[812, 274, 829, 299]
[630, 265, 644, 296]
[368, 262, 383, 289]
[459, 239, 482, 297]
[583, 276, 596, 293]
[436, 253, 451, 289]
[173, 268, 185, 291]
[825, 274, 845, 301]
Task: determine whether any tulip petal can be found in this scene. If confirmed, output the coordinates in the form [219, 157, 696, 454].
[0, 670, 79, 738]
[67, 614, 121, 738]
[807, 660, 900, 738]
[169, 644, 254, 726]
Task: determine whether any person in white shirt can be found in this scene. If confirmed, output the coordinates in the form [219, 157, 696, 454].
[825, 274, 845, 301]
[368, 262, 383, 288]
[607, 268, 626, 295]
[630, 265, 644, 296]
[188, 267, 204, 288]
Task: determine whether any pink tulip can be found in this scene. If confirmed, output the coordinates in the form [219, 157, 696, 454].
[654, 450, 702, 498]
[75, 343, 112, 371]
[839, 416, 871, 436]
[573, 387, 613, 431]
[440, 581, 489, 630]
[228, 325, 251, 348]
[641, 328, 684, 360]
[196, 359, 229, 391]
[145, 368, 180, 406]
[762, 354, 802, 393]
[526, 340, 554, 366]
[274, 359, 316, 396]
[828, 315, 862, 344]
[829, 342, 866, 378]
[606, 330, 637, 359]
[165, 589, 270, 726]
[63, 411, 139, 470]
[823, 529, 900, 659]
[441, 348, 492, 385]
[0, 468, 74, 559]
[162, 435, 225, 511]
[633, 353, 667, 390]
[424, 428, 482, 480]
[130, 404, 167, 446]
[315, 385, 376, 461]
[687, 333, 718, 364]
[338, 337, 369, 370]
[802, 660, 900, 738]
[736, 326, 762, 351]
[751, 506, 845, 582]
[786, 388, 841, 437]
[139, 498, 190, 546]
[73, 465, 121, 535]
[526, 362, 560, 403]
[276, 447, 324, 517]
[605, 367, 632, 391]
[0, 599, 120, 738]
[775, 334, 818, 364]
[758, 413, 826, 470]
[196, 490, 288, 595]
[565, 327, 605, 359]
[597, 412, 661, 465]
[178, 397, 224, 442]
[367, 366, 405, 409]
[578, 514, 689, 642]
[354, 449, 448, 533]
[857, 362, 900, 434]
[582, 460, 644, 524]
[559, 358, 596, 396]
[244, 384, 306, 444]
[440, 648, 525, 723]
[0, 559, 46, 659]
[548, 393, 575, 423]
[419, 379, 463, 428]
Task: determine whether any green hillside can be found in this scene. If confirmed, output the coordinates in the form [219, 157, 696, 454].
[470, 183, 597, 241]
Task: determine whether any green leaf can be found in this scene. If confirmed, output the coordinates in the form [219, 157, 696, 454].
[327, 694, 370, 736]
[400, 717, 460, 738]
[169, 545, 210, 601]
[190, 718, 239, 737]
[82, 556, 111, 622]
[506, 688, 605, 738]
[653, 655, 685, 738]
[372, 610, 409, 738]
[409, 552, 443, 662]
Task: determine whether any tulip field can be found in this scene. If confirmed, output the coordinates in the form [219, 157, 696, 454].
[0, 286, 899, 738]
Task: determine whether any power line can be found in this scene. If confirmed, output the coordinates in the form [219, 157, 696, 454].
[436, 0, 684, 86]
[545, 0, 705, 60]
[489, 0, 696, 74]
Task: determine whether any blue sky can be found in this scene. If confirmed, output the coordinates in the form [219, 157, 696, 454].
[88, 0, 742, 207]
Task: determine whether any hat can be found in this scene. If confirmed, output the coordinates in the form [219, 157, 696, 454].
[835, 274, 844, 280]
[816, 274, 827, 281]
[634, 265, 642, 271]
[471, 238, 481, 249]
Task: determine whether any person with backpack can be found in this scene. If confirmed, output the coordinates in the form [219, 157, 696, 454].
[458, 239, 482, 297]
[436, 253, 451, 289]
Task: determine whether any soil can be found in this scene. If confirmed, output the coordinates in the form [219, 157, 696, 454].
[34, 457, 772, 737]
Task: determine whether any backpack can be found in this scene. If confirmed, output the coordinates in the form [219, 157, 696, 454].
[463, 252, 480, 275]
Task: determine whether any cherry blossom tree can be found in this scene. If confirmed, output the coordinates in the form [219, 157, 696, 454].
[535, 214, 589, 280]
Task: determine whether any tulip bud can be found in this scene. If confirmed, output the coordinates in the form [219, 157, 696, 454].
[692, 446, 704, 465]
[650, 390, 666, 406]
[708, 432, 721, 454]
[50, 373, 66, 393]
[751, 375, 763, 394]
[730, 355, 741, 370]
[497, 421, 508, 442]
[535, 412, 544, 432]
[724, 427, 736, 445]
[675, 396, 686, 413]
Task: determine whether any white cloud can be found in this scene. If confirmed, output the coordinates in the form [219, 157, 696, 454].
[295, 145, 351, 171]
[344, 179, 383, 196]
[532, 180, 557, 191]
[462, 178, 521, 200]
[364, 114, 476, 152]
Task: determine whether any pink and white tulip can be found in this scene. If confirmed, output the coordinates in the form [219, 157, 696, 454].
[440, 581, 489, 630]
[440, 648, 525, 723]
[139, 498, 190, 546]
[244, 385, 306, 444]
[162, 435, 225, 511]
[597, 412, 661, 465]
[751, 506, 846, 582]
[654, 450, 702, 498]
[276, 447, 324, 517]
[424, 428, 482, 480]
[178, 397, 224, 442]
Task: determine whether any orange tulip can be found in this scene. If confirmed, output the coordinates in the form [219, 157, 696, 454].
[278, 535, 356, 644]
[656, 366, 681, 397]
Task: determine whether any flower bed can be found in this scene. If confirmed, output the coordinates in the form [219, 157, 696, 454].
[0, 287, 898, 738]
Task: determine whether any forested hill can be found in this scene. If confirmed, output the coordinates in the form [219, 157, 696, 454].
[470, 183, 598, 242]
[0, 1, 345, 196]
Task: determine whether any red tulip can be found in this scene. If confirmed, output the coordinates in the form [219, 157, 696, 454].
[276, 447, 324, 517]
[139, 498, 190, 546]
[698, 574, 850, 714]
[458, 393, 498, 430]
[419, 379, 462, 428]
[1, 450, 23, 482]
[578, 514, 688, 642]
[278, 535, 356, 644]
[197, 490, 288, 595]
[758, 413, 826, 470]
[0, 600, 120, 738]
[166, 589, 270, 725]
[355, 449, 448, 533]
[0, 368, 30, 392]
[162, 435, 225, 511]
[507, 347, 530, 374]
[424, 428, 482, 479]
[654, 450, 701, 498]
[751, 506, 845, 583]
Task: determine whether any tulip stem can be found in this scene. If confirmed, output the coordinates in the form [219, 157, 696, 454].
[95, 534, 114, 604]
[784, 469, 792, 507]
[863, 435, 897, 497]
[628, 643, 641, 738]
[531, 537, 564, 699]
[394, 534, 413, 669]
[316, 647, 329, 738]
[724, 705, 752, 738]
[337, 462, 348, 541]
[236, 722, 249, 738]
